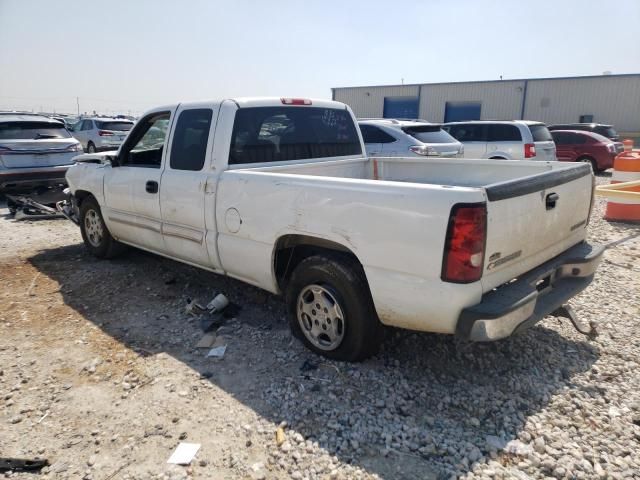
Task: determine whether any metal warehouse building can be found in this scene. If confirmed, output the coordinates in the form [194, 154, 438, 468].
[332, 73, 640, 135]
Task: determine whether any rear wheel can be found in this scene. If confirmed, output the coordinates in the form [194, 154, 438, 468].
[87, 142, 96, 153]
[285, 253, 383, 361]
[577, 156, 599, 172]
[79, 196, 125, 258]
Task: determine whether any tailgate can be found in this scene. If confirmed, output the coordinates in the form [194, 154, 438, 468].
[481, 163, 592, 291]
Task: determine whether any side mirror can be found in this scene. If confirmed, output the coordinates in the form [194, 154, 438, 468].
[109, 154, 120, 167]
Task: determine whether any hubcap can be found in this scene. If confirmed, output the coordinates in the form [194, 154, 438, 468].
[296, 284, 345, 351]
[84, 209, 104, 247]
[88, 144, 95, 153]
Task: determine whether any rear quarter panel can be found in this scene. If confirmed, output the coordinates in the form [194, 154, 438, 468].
[215, 170, 487, 333]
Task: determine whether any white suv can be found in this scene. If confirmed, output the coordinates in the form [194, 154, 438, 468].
[71, 117, 134, 153]
[443, 120, 556, 161]
[358, 119, 463, 158]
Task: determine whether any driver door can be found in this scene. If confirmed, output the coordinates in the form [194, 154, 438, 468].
[102, 108, 175, 253]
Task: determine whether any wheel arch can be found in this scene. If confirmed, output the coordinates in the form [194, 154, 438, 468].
[273, 234, 365, 290]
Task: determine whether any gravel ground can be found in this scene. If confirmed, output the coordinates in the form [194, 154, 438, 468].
[1, 174, 639, 480]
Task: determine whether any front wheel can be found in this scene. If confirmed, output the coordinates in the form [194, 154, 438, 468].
[79, 197, 125, 258]
[286, 254, 383, 361]
[87, 142, 96, 153]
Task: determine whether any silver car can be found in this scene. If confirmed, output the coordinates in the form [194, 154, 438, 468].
[71, 117, 134, 153]
[358, 119, 463, 158]
[0, 113, 83, 196]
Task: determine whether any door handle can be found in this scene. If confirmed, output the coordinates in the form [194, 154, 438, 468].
[145, 180, 158, 194]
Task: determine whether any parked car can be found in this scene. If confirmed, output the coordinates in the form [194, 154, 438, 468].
[0, 113, 83, 210]
[71, 117, 134, 153]
[551, 130, 622, 172]
[358, 119, 463, 158]
[549, 123, 620, 142]
[61, 97, 602, 361]
[443, 120, 556, 161]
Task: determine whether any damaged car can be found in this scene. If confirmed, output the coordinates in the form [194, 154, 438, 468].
[0, 113, 83, 215]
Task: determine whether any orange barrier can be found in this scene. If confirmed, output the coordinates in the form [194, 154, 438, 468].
[604, 139, 640, 222]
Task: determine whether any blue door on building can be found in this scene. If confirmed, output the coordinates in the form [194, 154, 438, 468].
[383, 97, 419, 119]
[444, 102, 482, 122]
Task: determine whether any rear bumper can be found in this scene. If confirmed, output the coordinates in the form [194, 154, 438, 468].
[456, 241, 604, 341]
[0, 167, 69, 193]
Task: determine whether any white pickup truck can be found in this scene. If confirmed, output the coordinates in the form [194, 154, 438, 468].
[60, 97, 603, 361]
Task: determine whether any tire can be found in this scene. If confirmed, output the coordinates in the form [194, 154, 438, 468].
[577, 156, 599, 173]
[285, 253, 383, 361]
[87, 142, 96, 153]
[79, 196, 125, 258]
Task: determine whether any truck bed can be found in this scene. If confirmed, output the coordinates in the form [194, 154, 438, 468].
[221, 156, 592, 330]
[235, 155, 583, 189]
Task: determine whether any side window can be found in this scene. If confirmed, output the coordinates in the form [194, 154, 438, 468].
[170, 109, 213, 171]
[570, 133, 586, 145]
[84, 120, 94, 131]
[487, 124, 522, 142]
[360, 125, 396, 144]
[118, 112, 171, 168]
[450, 124, 485, 142]
[552, 132, 568, 145]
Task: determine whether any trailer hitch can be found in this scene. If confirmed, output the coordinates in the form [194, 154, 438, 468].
[552, 304, 598, 340]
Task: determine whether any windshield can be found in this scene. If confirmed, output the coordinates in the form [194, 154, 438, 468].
[597, 126, 618, 139]
[96, 121, 133, 131]
[403, 126, 457, 144]
[529, 124, 552, 142]
[0, 121, 72, 140]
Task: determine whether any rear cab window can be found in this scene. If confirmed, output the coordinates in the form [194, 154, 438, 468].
[402, 125, 457, 144]
[229, 107, 361, 165]
[0, 121, 72, 140]
[529, 124, 553, 142]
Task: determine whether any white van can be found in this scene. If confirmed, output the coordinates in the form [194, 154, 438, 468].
[444, 120, 556, 161]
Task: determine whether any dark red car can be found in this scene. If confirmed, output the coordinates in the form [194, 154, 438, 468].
[551, 130, 622, 172]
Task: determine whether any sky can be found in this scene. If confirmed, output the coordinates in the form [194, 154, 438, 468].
[1, 0, 639, 116]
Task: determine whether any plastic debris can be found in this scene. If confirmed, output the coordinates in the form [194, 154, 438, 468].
[206, 293, 229, 312]
[275, 427, 286, 446]
[167, 443, 201, 465]
[207, 345, 227, 358]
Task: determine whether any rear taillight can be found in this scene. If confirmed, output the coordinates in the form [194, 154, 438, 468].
[524, 143, 536, 158]
[65, 143, 83, 152]
[98, 130, 114, 136]
[281, 98, 312, 105]
[441, 203, 487, 283]
[409, 145, 437, 156]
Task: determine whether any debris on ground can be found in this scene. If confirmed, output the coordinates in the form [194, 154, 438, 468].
[0, 457, 49, 473]
[206, 345, 227, 358]
[275, 427, 286, 446]
[195, 333, 217, 349]
[166, 443, 201, 465]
